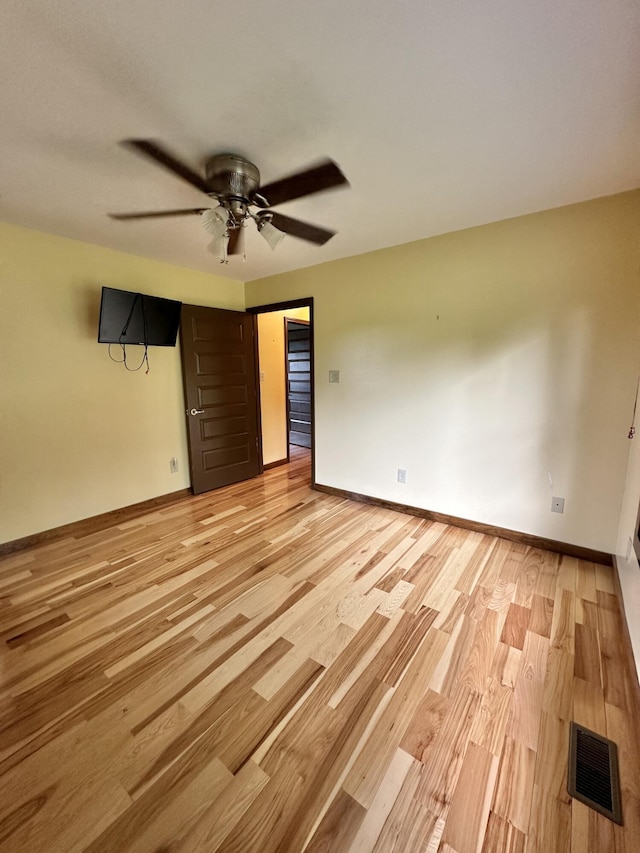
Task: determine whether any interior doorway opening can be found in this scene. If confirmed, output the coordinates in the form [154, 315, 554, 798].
[285, 317, 311, 452]
[249, 299, 315, 485]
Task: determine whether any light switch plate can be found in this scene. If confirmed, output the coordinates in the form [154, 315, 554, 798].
[329, 370, 340, 383]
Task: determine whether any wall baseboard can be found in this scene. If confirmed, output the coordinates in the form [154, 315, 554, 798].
[314, 483, 612, 566]
[263, 457, 289, 471]
[0, 488, 193, 557]
[2, 477, 614, 568]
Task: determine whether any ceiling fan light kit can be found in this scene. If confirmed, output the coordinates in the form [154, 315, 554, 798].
[257, 218, 286, 251]
[201, 206, 228, 238]
[109, 140, 349, 263]
[207, 234, 228, 263]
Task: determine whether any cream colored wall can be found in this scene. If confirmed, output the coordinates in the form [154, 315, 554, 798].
[3, 192, 639, 555]
[257, 307, 310, 465]
[247, 191, 640, 554]
[0, 222, 244, 543]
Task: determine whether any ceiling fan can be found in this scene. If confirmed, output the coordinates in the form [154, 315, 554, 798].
[108, 140, 349, 261]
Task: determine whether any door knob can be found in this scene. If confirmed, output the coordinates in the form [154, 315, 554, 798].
[190, 408, 205, 416]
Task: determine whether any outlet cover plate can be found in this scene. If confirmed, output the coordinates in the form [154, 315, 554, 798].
[329, 370, 340, 383]
[397, 468, 407, 484]
[551, 496, 564, 513]
[170, 457, 179, 473]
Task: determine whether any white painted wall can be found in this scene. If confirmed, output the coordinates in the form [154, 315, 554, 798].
[616, 392, 640, 680]
[247, 191, 640, 554]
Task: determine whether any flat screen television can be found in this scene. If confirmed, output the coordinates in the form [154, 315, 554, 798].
[98, 287, 182, 346]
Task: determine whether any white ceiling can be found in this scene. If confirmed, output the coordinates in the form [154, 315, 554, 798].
[1, 0, 638, 283]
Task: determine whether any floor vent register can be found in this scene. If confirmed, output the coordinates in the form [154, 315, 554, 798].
[568, 722, 623, 824]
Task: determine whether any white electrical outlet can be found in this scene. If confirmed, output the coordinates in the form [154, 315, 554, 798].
[397, 468, 407, 484]
[551, 496, 564, 513]
[259, 371, 265, 382]
[170, 457, 179, 473]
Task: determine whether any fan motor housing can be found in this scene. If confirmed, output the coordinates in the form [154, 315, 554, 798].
[205, 154, 260, 200]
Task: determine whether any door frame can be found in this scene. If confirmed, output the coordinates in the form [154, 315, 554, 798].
[634, 494, 640, 562]
[247, 298, 315, 487]
[284, 316, 311, 461]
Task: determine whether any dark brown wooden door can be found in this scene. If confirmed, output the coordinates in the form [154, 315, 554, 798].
[286, 319, 312, 449]
[180, 305, 261, 494]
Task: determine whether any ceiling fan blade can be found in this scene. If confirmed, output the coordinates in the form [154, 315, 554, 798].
[227, 227, 243, 255]
[108, 208, 209, 220]
[269, 212, 336, 245]
[122, 139, 211, 195]
[253, 159, 348, 208]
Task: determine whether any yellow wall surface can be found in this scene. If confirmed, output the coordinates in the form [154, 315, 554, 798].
[3, 191, 639, 554]
[247, 191, 640, 553]
[0, 223, 244, 543]
[257, 307, 310, 465]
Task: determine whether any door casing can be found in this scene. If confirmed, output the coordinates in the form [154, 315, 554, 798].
[285, 317, 312, 454]
[248, 298, 315, 488]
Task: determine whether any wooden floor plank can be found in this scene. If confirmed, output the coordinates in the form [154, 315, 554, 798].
[372, 760, 444, 852]
[305, 789, 366, 853]
[491, 735, 536, 833]
[0, 447, 638, 852]
[170, 759, 269, 853]
[441, 741, 499, 853]
[347, 747, 414, 852]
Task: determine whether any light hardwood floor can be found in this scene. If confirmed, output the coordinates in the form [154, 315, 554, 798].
[1, 448, 639, 852]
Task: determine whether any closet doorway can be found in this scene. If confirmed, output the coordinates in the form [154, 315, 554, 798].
[249, 299, 314, 484]
[285, 317, 311, 450]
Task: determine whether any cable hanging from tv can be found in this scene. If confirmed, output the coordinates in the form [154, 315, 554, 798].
[108, 292, 151, 372]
